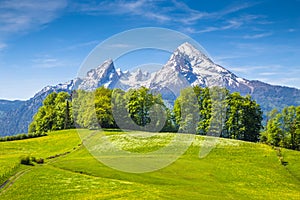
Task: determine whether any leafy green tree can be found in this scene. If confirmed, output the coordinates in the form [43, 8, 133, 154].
[173, 87, 199, 133]
[29, 92, 74, 133]
[193, 86, 212, 135]
[174, 86, 262, 141]
[125, 87, 166, 130]
[262, 106, 300, 150]
[94, 87, 116, 128]
[72, 90, 99, 129]
[226, 93, 262, 142]
[64, 100, 71, 129]
[207, 87, 228, 137]
[112, 88, 130, 129]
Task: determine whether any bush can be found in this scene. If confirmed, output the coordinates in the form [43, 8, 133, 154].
[20, 156, 32, 165]
[35, 158, 44, 164]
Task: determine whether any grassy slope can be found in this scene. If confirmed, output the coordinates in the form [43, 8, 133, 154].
[0, 129, 299, 199]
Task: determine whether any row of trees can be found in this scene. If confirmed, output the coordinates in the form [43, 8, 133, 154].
[29, 86, 263, 142]
[72, 87, 167, 132]
[261, 106, 300, 150]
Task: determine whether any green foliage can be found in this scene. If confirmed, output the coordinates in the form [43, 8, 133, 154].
[29, 92, 74, 134]
[174, 87, 262, 142]
[262, 106, 300, 150]
[74, 87, 174, 131]
[35, 158, 44, 164]
[29, 86, 262, 143]
[94, 87, 116, 128]
[72, 90, 98, 129]
[225, 93, 263, 141]
[0, 132, 47, 142]
[174, 87, 200, 133]
[125, 87, 167, 130]
[20, 156, 32, 165]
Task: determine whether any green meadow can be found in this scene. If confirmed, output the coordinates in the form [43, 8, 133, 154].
[0, 129, 299, 199]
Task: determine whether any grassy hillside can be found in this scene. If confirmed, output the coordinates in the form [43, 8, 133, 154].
[0, 129, 299, 199]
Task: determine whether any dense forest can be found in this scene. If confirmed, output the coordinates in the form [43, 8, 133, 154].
[27, 85, 300, 150]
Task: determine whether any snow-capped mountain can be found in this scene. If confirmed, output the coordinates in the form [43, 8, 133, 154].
[1, 42, 300, 136]
[118, 68, 155, 90]
[150, 42, 253, 100]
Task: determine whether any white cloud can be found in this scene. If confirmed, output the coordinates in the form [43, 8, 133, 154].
[288, 28, 296, 32]
[105, 43, 133, 48]
[63, 40, 100, 51]
[228, 65, 269, 73]
[70, 0, 254, 25]
[0, 42, 7, 50]
[188, 13, 269, 34]
[258, 72, 279, 76]
[32, 55, 73, 69]
[197, 20, 242, 33]
[70, 0, 173, 22]
[243, 32, 273, 39]
[0, 0, 67, 35]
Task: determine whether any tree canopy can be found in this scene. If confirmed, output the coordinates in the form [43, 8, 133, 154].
[261, 106, 300, 150]
[174, 86, 263, 142]
[29, 86, 264, 144]
[29, 92, 74, 133]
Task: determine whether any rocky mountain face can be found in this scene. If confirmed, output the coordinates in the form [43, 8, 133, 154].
[1, 42, 300, 136]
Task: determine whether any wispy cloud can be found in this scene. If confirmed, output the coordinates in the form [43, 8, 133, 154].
[288, 28, 296, 32]
[71, 0, 172, 23]
[187, 13, 269, 34]
[70, 0, 254, 25]
[261, 77, 300, 89]
[63, 40, 100, 51]
[243, 32, 273, 39]
[0, 42, 7, 51]
[258, 72, 279, 76]
[105, 43, 133, 48]
[197, 20, 243, 33]
[227, 64, 300, 89]
[228, 65, 269, 73]
[0, 0, 67, 36]
[32, 55, 73, 69]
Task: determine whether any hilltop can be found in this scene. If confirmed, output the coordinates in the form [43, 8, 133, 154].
[0, 129, 299, 199]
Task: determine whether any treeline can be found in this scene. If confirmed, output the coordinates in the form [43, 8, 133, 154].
[261, 106, 300, 150]
[0, 132, 46, 142]
[29, 86, 263, 142]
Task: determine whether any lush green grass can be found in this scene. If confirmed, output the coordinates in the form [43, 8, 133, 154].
[0, 129, 300, 199]
[0, 129, 81, 185]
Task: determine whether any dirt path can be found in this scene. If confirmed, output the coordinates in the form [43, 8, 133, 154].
[0, 168, 32, 194]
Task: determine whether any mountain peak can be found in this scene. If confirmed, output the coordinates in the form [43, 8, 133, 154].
[79, 58, 119, 90]
[176, 42, 208, 59]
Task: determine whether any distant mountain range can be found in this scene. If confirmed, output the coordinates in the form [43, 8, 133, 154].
[1, 42, 300, 136]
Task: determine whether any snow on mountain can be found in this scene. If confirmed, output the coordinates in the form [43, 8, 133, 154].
[150, 42, 253, 99]
[38, 42, 253, 99]
[78, 59, 119, 90]
[118, 68, 155, 90]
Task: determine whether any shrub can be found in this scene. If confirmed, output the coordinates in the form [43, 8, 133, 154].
[20, 156, 32, 165]
[35, 158, 44, 164]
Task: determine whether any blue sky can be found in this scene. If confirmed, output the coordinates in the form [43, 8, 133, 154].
[0, 0, 299, 100]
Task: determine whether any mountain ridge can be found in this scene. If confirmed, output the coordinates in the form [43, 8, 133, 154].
[1, 42, 300, 135]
